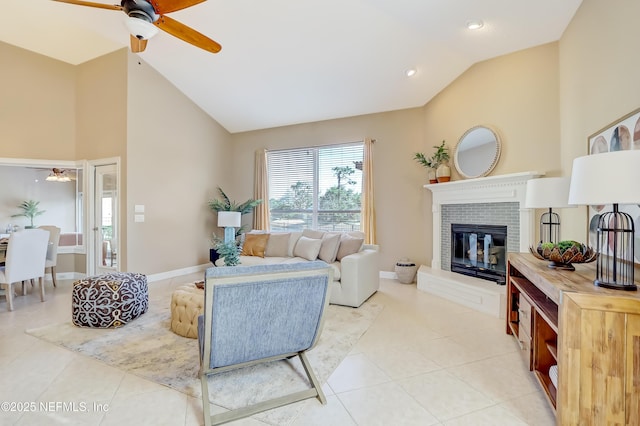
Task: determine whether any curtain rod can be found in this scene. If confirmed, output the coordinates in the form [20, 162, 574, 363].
[265, 138, 374, 153]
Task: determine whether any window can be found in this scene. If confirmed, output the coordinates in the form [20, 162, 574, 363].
[267, 143, 364, 232]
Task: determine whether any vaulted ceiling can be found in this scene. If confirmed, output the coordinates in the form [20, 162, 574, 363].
[1, 0, 582, 133]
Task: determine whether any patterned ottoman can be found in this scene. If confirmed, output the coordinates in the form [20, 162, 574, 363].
[72, 272, 148, 328]
[170, 283, 204, 338]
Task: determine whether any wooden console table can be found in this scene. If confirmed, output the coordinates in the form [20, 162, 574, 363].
[506, 253, 640, 425]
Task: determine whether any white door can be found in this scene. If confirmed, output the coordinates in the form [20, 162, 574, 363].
[93, 163, 118, 275]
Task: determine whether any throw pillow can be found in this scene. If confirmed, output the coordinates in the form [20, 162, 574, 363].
[264, 233, 290, 257]
[336, 235, 364, 261]
[241, 233, 269, 257]
[293, 236, 323, 261]
[302, 229, 325, 239]
[318, 233, 341, 263]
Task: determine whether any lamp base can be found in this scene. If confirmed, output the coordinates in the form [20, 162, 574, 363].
[594, 280, 637, 291]
[224, 227, 236, 244]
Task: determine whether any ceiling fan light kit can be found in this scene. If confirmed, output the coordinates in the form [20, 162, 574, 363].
[46, 168, 72, 182]
[124, 16, 159, 40]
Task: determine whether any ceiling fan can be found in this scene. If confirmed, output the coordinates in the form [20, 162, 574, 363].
[26, 167, 77, 181]
[52, 0, 221, 54]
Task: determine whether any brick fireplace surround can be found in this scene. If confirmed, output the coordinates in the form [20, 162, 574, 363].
[417, 172, 542, 318]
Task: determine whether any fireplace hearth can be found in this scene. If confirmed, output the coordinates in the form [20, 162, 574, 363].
[451, 223, 507, 284]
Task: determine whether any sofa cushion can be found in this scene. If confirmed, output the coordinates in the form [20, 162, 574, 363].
[265, 232, 290, 257]
[318, 233, 341, 263]
[241, 233, 269, 257]
[287, 232, 303, 256]
[293, 236, 323, 261]
[329, 261, 341, 281]
[336, 234, 364, 260]
[302, 229, 325, 239]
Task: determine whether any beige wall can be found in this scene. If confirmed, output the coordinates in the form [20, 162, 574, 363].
[76, 49, 128, 271]
[0, 42, 76, 159]
[558, 0, 640, 241]
[125, 54, 233, 274]
[423, 42, 561, 180]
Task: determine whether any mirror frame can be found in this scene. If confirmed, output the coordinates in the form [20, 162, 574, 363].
[453, 125, 502, 179]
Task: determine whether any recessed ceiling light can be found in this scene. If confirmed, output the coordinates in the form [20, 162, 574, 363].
[466, 20, 484, 30]
[405, 68, 417, 77]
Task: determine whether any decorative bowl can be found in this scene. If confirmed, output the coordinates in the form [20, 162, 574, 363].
[529, 241, 597, 271]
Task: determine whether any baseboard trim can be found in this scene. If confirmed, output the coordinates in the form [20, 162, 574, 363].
[380, 271, 397, 280]
[48, 272, 86, 281]
[146, 264, 210, 283]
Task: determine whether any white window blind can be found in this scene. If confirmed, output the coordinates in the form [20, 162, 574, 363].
[267, 143, 364, 231]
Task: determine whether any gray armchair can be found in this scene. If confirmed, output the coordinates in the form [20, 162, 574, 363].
[198, 261, 333, 426]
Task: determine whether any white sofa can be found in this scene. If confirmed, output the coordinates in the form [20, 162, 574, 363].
[217, 230, 379, 308]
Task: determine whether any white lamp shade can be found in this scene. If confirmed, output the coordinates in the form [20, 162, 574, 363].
[525, 177, 575, 209]
[217, 211, 241, 228]
[568, 150, 640, 205]
[124, 17, 159, 40]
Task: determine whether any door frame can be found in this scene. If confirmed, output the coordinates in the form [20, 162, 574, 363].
[87, 157, 121, 276]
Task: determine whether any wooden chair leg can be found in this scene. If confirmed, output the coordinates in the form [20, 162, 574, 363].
[51, 266, 57, 287]
[39, 277, 45, 302]
[5, 283, 14, 311]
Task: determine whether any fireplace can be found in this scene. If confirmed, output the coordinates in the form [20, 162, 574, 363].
[417, 172, 541, 318]
[451, 224, 507, 284]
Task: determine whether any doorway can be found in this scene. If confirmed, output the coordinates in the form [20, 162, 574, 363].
[89, 161, 120, 276]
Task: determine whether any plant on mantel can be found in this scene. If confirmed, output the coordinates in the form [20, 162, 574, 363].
[413, 152, 438, 184]
[414, 140, 451, 183]
[432, 140, 451, 183]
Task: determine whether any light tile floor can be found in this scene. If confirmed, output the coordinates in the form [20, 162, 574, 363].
[0, 275, 555, 425]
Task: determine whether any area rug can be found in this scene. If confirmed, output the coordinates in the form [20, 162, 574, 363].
[26, 288, 383, 425]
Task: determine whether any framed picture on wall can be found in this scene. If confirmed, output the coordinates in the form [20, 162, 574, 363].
[587, 106, 640, 262]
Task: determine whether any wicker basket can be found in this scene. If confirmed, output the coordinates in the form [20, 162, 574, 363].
[395, 261, 417, 284]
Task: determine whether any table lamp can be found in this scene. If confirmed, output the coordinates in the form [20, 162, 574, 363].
[217, 211, 241, 244]
[525, 176, 575, 244]
[568, 150, 640, 290]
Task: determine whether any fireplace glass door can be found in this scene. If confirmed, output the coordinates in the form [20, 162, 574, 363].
[451, 224, 507, 284]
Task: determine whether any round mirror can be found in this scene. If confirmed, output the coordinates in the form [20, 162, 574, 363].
[454, 126, 501, 179]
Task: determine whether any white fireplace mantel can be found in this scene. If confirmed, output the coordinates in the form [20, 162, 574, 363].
[425, 171, 543, 270]
[417, 171, 544, 318]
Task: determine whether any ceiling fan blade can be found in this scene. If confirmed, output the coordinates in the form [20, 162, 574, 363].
[154, 15, 221, 53]
[150, 0, 206, 14]
[52, 0, 123, 11]
[130, 35, 148, 53]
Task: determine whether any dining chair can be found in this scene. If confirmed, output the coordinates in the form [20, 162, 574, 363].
[0, 229, 49, 311]
[38, 225, 61, 287]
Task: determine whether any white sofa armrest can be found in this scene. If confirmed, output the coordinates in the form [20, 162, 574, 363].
[331, 245, 380, 307]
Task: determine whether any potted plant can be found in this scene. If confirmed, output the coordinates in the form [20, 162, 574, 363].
[413, 152, 438, 184]
[432, 140, 451, 183]
[11, 200, 46, 228]
[211, 236, 240, 266]
[207, 187, 263, 264]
